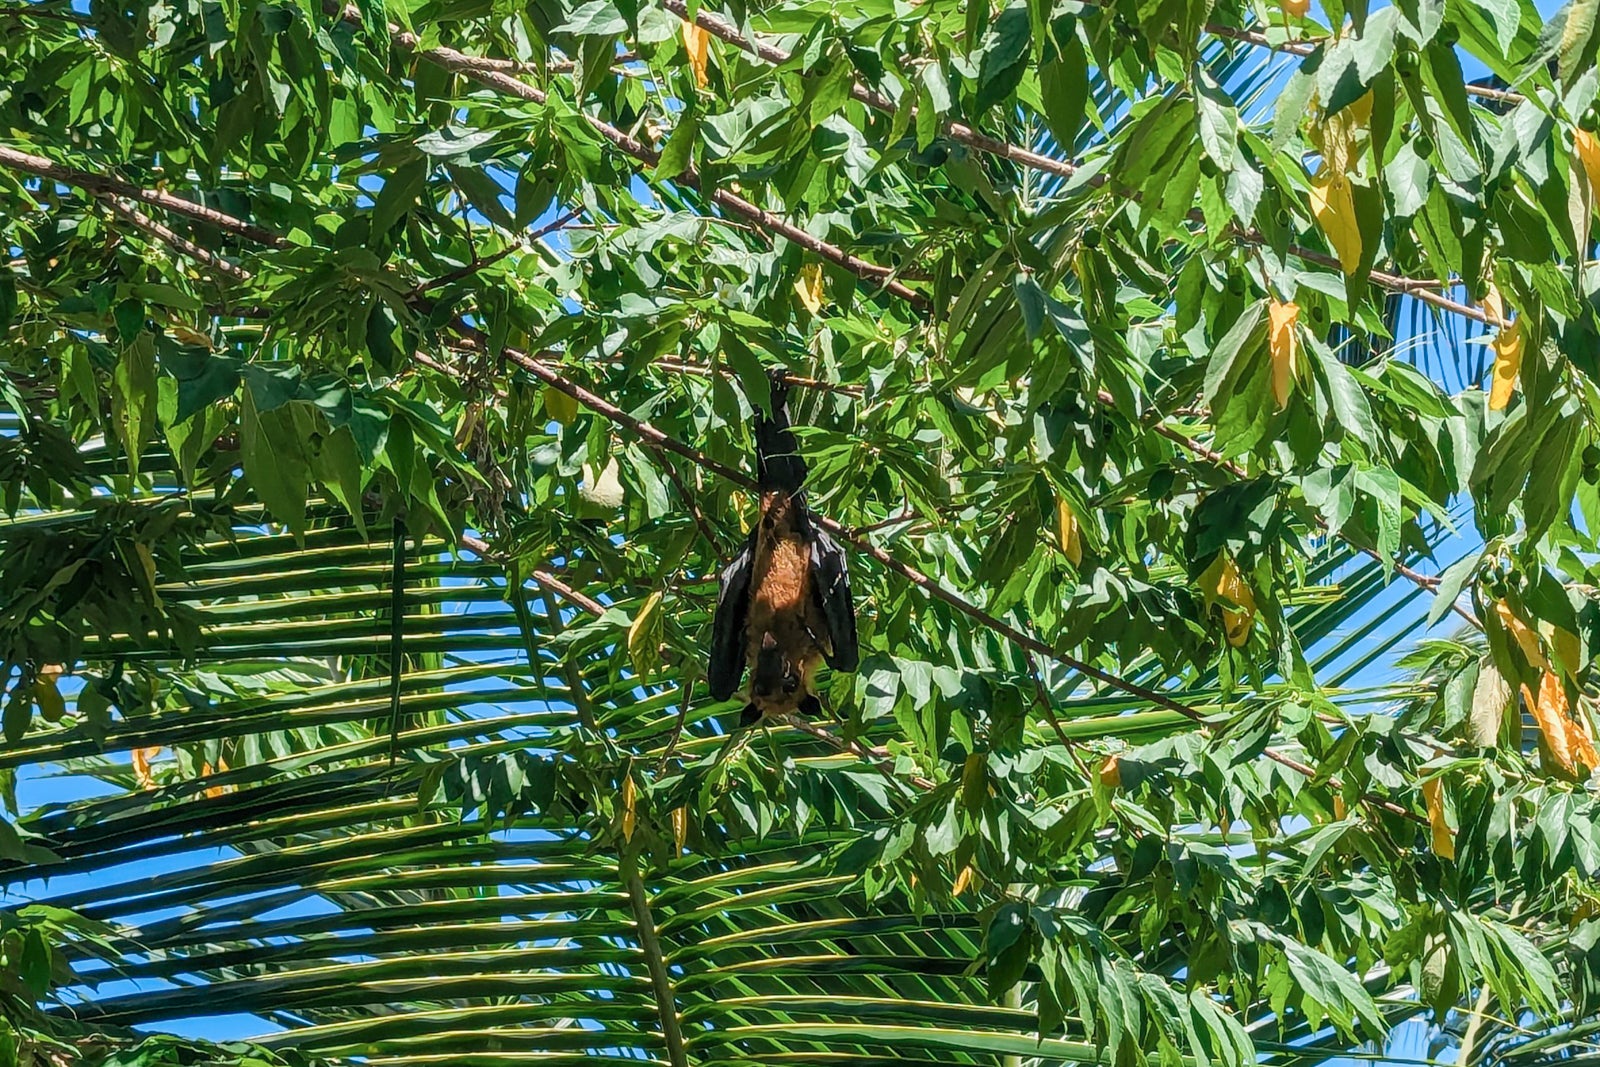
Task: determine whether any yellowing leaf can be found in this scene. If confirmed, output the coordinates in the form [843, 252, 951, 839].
[682, 22, 710, 89]
[1308, 171, 1363, 275]
[671, 806, 688, 851]
[1494, 599, 1546, 670]
[1056, 497, 1083, 566]
[794, 262, 824, 314]
[1469, 658, 1509, 748]
[1268, 299, 1300, 410]
[1483, 283, 1522, 410]
[621, 774, 637, 842]
[201, 756, 229, 799]
[1550, 624, 1584, 677]
[1422, 777, 1454, 859]
[952, 865, 974, 897]
[627, 591, 663, 680]
[1332, 794, 1347, 820]
[1099, 754, 1121, 789]
[1576, 129, 1600, 204]
[1521, 671, 1600, 780]
[544, 386, 579, 425]
[132, 746, 160, 789]
[1201, 554, 1257, 647]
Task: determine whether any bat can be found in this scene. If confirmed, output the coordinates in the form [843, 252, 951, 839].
[708, 370, 858, 727]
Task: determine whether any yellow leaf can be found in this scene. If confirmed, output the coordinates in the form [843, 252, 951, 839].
[1056, 497, 1083, 566]
[671, 806, 688, 851]
[627, 591, 663, 680]
[1268, 299, 1300, 410]
[952, 865, 974, 897]
[1576, 129, 1600, 205]
[1494, 599, 1546, 670]
[682, 22, 710, 89]
[794, 262, 824, 314]
[1521, 671, 1600, 779]
[1550, 624, 1584, 677]
[1099, 754, 1121, 789]
[544, 386, 579, 426]
[1332, 794, 1347, 820]
[1201, 554, 1257, 647]
[1422, 777, 1454, 859]
[621, 774, 637, 842]
[1281, 0, 1309, 16]
[1308, 171, 1363, 274]
[1489, 321, 1523, 410]
[132, 746, 160, 789]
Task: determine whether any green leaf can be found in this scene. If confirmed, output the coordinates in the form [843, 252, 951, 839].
[976, 1, 1031, 112]
[111, 333, 158, 475]
[240, 392, 310, 537]
[655, 110, 700, 182]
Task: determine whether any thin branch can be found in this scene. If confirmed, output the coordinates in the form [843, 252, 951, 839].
[0, 145, 288, 247]
[379, 30, 930, 309]
[444, 334, 1428, 827]
[659, 0, 1499, 325]
[104, 198, 252, 281]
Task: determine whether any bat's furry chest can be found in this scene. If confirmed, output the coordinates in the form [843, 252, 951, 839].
[744, 497, 828, 714]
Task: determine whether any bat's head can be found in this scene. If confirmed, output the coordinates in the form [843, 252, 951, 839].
[751, 631, 803, 703]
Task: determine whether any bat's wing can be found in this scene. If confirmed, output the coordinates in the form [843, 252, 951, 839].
[708, 531, 757, 701]
[809, 526, 858, 672]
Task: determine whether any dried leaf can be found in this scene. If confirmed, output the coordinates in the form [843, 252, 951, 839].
[1422, 777, 1454, 859]
[1494, 599, 1546, 669]
[1201, 554, 1257, 647]
[1520, 671, 1600, 779]
[1268, 299, 1300, 409]
[682, 22, 710, 89]
[794, 262, 824, 314]
[1468, 658, 1509, 748]
[1056, 496, 1083, 565]
[1308, 171, 1363, 274]
[132, 746, 160, 788]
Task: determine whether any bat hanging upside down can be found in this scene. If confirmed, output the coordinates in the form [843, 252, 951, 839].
[708, 370, 859, 727]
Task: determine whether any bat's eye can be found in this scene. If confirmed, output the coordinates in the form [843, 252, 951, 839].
[782, 676, 799, 694]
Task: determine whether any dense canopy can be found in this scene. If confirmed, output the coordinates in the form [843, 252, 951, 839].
[2, 0, 1600, 1064]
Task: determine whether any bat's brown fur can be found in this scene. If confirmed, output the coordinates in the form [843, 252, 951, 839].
[746, 490, 831, 716]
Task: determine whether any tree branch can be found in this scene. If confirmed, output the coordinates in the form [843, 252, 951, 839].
[0, 145, 288, 248]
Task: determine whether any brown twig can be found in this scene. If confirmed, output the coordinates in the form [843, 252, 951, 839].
[104, 198, 252, 281]
[0, 145, 289, 247]
[381, 31, 931, 309]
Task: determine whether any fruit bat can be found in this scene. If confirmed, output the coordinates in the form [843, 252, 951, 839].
[708, 370, 858, 727]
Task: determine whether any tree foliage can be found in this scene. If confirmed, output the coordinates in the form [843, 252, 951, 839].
[1, 0, 1599, 1064]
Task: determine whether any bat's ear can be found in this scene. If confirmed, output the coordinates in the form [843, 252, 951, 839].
[738, 704, 762, 728]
